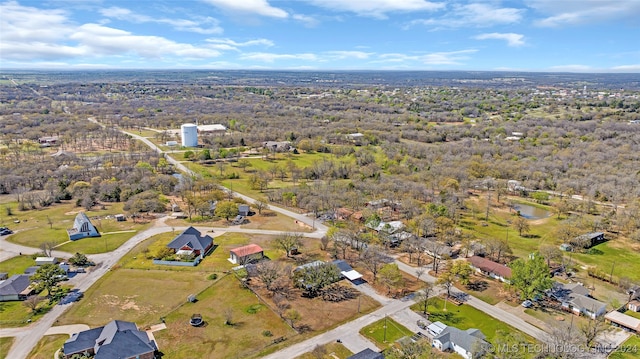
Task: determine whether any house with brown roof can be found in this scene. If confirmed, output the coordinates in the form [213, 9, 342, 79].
[467, 256, 512, 283]
[229, 244, 264, 265]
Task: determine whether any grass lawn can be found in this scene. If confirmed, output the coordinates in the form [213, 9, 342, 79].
[5, 201, 150, 254]
[27, 334, 68, 359]
[622, 310, 640, 320]
[0, 337, 14, 358]
[56, 268, 213, 328]
[294, 342, 353, 359]
[411, 298, 535, 344]
[455, 276, 512, 306]
[571, 241, 640, 282]
[0, 298, 54, 328]
[0, 255, 35, 276]
[360, 317, 413, 350]
[154, 275, 296, 359]
[608, 335, 640, 359]
[119, 231, 281, 272]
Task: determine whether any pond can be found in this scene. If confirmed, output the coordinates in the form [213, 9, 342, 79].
[511, 203, 551, 220]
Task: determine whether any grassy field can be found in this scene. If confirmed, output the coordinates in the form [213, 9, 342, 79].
[153, 275, 296, 359]
[294, 342, 353, 359]
[571, 241, 640, 282]
[411, 298, 535, 345]
[164, 210, 313, 233]
[118, 231, 282, 272]
[0, 255, 35, 276]
[360, 317, 414, 350]
[0, 337, 14, 358]
[608, 335, 640, 359]
[0, 298, 53, 328]
[4, 201, 150, 254]
[27, 334, 68, 359]
[56, 268, 213, 328]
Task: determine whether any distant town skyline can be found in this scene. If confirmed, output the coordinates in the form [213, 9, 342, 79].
[1, 0, 639, 72]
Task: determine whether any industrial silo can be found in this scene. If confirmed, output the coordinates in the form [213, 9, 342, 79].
[181, 123, 198, 147]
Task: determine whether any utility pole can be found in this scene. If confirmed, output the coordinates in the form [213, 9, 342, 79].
[383, 315, 387, 343]
[610, 262, 616, 283]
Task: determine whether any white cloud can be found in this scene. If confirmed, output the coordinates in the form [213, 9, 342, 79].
[239, 52, 318, 63]
[325, 51, 374, 60]
[548, 64, 593, 72]
[527, 0, 640, 27]
[376, 49, 477, 65]
[535, 0, 640, 27]
[474, 33, 525, 47]
[292, 14, 320, 27]
[0, 1, 72, 42]
[201, 0, 288, 18]
[610, 64, 640, 72]
[304, 0, 444, 19]
[205, 38, 274, 51]
[0, 2, 222, 63]
[100, 7, 223, 34]
[409, 3, 524, 28]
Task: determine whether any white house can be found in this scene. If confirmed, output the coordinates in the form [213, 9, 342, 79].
[432, 326, 489, 359]
[67, 213, 100, 240]
[229, 244, 264, 265]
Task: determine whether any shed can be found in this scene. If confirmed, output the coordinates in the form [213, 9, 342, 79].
[35, 257, 58, 266]
[229, 244, 264, 265]
[114, 214, 126, 222]
[238, 204, 250, 216]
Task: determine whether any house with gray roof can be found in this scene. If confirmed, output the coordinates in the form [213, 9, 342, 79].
[346, 348, 383, 359]
[67, 212, 100, 240]
[547, 282, 606, 318]
[166, 226, 214, 257]
[63, 320, 157, 359]
[0, 274, 33, 301]
[433, 326, 489, 359]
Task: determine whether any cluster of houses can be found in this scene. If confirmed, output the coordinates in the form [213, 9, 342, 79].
[0, 257, 69, 302]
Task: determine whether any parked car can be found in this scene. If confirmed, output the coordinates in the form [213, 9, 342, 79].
[0, 229, 13, 235]
[522, 300, 533, 308]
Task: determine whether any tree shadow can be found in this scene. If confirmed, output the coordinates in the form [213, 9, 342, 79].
[466, 280, 489, 292]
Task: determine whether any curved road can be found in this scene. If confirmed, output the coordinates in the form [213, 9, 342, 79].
[1, 119, 327, 359]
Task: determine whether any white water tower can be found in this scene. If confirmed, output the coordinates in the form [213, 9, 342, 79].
[181, 123, 198, 147]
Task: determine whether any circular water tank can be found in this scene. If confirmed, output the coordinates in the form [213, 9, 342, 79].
[181, 123, 198, 147]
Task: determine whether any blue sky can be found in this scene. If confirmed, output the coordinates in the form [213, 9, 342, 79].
[1, 0, 639, 72]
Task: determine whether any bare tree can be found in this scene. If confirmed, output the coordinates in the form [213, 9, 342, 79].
[275, 232, 303, 257]
[254, 198, 269, 215]
[359, 246, 393, 281]
[23, 295, 44, 313]
[319, 235, 330, 251]
[224, 308, 234, 326]
[40, 242, 55, 257]
[580, 315, 606, 349]
[416, 283, 434, 316]
[513, 216, 530, 236]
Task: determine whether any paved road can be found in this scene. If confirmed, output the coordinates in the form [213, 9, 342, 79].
[260, 299, 413, 359]
[0, 218, 328, 359]
[115, 123, 328, 237]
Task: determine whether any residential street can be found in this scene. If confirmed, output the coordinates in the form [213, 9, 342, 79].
[0, 120, 628, 359]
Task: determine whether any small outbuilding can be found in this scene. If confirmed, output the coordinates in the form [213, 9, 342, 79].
[229, 244, 264, 265]
[114, 214, 126, 222]
[238, 204, 250, 217]
[35, 257, 58, 266]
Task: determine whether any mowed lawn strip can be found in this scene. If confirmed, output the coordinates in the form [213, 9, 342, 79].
[360, 317, 414, 349]
[411, 298, 536, 344]
[0, 337, 15, 358]
[294, 342, 353, 359]
[608, 335, 640, 359]
[0, 255, 35, 276]
[27, 334, 68, 359]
